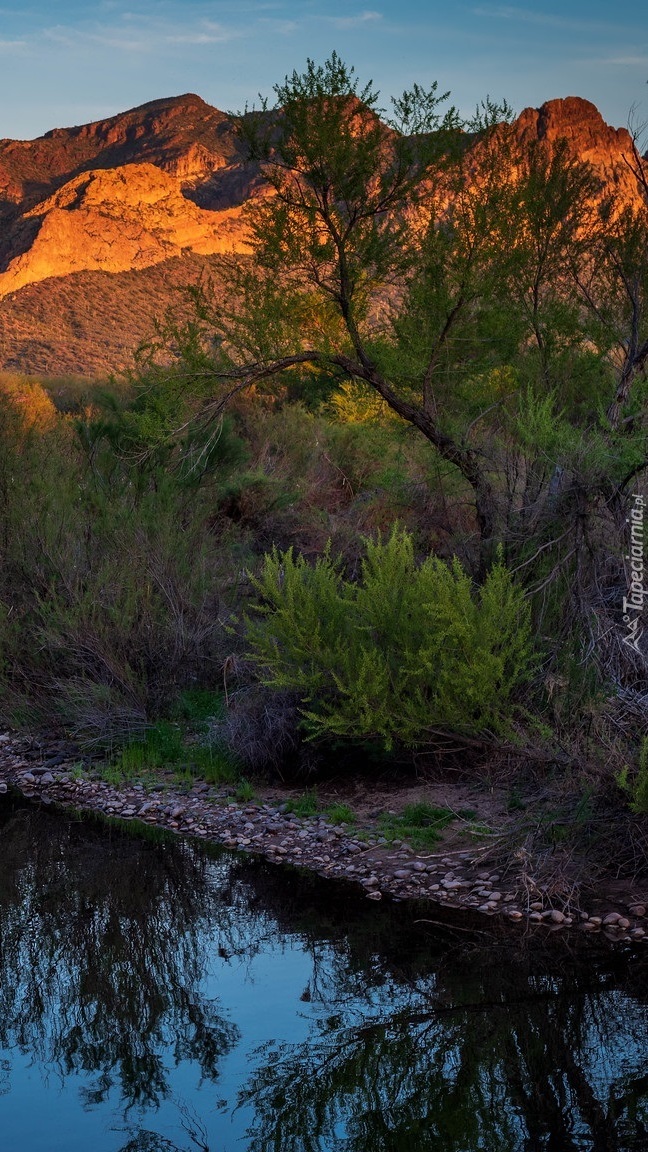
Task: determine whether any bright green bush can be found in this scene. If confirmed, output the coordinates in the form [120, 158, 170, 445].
[244, 528, 533, 747]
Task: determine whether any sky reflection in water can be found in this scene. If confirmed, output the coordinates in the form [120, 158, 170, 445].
[0, 795, 647, 1151]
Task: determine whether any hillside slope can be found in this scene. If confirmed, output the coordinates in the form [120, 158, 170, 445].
[0, 93, 643, 377]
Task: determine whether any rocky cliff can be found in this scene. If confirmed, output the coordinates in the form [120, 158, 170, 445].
[0, 93, 643, 376]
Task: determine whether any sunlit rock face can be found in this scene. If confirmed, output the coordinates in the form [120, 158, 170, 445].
[0, 93, 243, 211]
[0, 163, 249, 297]
[0, 94, 255, 299]
[515, 97, 643, 210]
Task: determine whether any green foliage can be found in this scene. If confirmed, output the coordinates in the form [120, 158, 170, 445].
[116, 721, 185, 773]
[285, 790, 319, 818]
[377, 802, 464, 849]
[78, 371, 249, 490]
[618, 738, 648, 815]
[245, 527, 533, 748]
[0, 383, 247, 740]
[324, 803, 356, 825]
[170, 689, 226, 725]
[233, 778, 257, 803]
[107, 718, 239, 785]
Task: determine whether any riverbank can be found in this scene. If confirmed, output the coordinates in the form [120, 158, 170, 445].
[2, 728, 647, 944]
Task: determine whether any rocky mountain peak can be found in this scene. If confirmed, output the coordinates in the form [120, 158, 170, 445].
[0, 93, 243, 217]
[0, 92, 644, 376]
[516, 97, 641, 206]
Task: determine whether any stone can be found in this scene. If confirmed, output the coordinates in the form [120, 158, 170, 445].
[541, 909, 565, 924]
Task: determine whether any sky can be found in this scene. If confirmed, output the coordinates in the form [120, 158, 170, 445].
[0, 1, 645, 140]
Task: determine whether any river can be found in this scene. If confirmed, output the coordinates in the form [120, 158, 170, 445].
[0, 793, 647, 1151]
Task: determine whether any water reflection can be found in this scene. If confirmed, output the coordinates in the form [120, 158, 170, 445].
[232, 862, 648, 1151]
[0, 794, 647, 1151]
[0, 800, 239, 1118]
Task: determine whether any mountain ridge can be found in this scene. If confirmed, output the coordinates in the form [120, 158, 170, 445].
[0, 92, 644, 376]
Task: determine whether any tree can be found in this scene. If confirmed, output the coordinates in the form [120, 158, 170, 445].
[139, 55, 648, 704]
[161, 55, 631, 579]
[176, 55, 524, 573]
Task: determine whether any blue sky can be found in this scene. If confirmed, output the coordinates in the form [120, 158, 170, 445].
[0, 1, 645, 140]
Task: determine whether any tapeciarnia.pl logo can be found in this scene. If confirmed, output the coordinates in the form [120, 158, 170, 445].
[622, 494, 645, 653]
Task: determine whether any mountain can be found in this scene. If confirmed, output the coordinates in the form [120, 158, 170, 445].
[0, 93, 643, 377]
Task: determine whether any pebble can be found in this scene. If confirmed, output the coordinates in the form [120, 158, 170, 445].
[542, 909, 566, 924]
[1, 731, 646, 944]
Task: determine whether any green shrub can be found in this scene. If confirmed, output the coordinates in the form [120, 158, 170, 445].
[244, 527, 533, 748]
[325, 803, 356, 825]
[618, 738, 648, 815]
[285, 790, 319, 818]
[377, 802, 461, 849]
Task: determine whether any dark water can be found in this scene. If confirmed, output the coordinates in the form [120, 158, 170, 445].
[0, 795, 647, 1152]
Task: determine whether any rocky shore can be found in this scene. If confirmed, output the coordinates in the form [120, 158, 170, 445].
[2, 729, 647, 944]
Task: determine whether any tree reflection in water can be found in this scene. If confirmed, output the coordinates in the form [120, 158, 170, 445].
[232, 861, 648, 1152]
[0, 799, 239, 1113]
[0, 796, 647, 1152]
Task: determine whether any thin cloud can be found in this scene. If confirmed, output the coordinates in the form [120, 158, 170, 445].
[599, 55, 648, 67]
[326, 10, 383, 30]
[164, 21, 237, 45]
[471, 5, 628, 35]
[42, 16, 240, 54]
[258, 18, 300, 34]
[0, 37, 27, 51]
